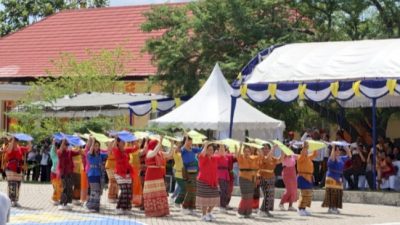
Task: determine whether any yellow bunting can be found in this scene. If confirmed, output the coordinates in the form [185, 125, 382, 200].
[352, 80, 361, 97]
[174, 98, 181, 107]
[330, 81, 339, 98]
[268, 83, 277, 99]
[307, 140, 327, 152]
[151, 100, 158, 112]
[298, 84, 307, 100]
[386, 79, 397, 95]
[237, 72, 242, 80]
[240, 84, 248, 98]
[272, 140, 294, 155]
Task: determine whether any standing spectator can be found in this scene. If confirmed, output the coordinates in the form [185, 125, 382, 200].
[343, 144, 367, 190]
[26, 149, 38, 181]
[311, 130, 324, 186]
[365, 146, 376, 190]
[40, 149, 51, 182]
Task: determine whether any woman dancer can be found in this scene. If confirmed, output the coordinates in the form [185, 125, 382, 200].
[50, 139, 62, 205]
[196, 143, 220, 222]
[258, 144, 282, 217]
[172, 140, 185, 208]
[279, 151, 298, 211]
[129, 138, 145, 207]
[181, 136, 202, 215]
[215, 144, 233, 213]
[5, 137, 31, 207]
[297, 141, 318, 216]
[143, 137, 172, 217]
[85, 136, 108, 212]
[109, 133, 136, 214]
[235, 144, 260, 218]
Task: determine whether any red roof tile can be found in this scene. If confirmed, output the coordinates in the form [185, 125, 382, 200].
[0, 4, 171, 78]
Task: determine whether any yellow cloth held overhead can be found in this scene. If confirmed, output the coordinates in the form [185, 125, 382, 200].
[88, 130, 113, 143]
[187, 130, 207, 139]
[243, 142, 263, 149]
[272, 140, 294, 156]
[216, 138, 240, 151]
[134, 131, 150, 139]
[306, 140, 327, 152]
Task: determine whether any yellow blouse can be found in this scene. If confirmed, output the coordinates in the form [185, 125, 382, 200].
[173, 152, 183, 179]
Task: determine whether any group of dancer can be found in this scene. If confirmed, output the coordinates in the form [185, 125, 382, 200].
[2, 131, 353, 221]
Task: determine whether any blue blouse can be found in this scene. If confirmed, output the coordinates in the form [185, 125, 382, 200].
[87, 153, 108, 177]
[326, 156, 349, 181]
[181, 147, 202, 172]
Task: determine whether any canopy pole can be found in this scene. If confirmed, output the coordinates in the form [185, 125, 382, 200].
[229, 96, 237, 138]
[129, 109, 133, 126]
[372, 98, 377, 190]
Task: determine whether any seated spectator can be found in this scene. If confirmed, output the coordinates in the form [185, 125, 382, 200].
[343, 144, 367, 190]
[393, 146, 400, 161]
[0, 191, 11, 224]
[377, 152, 396, 190]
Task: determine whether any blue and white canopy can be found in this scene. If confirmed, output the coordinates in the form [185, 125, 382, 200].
[232, 39, 400, 107]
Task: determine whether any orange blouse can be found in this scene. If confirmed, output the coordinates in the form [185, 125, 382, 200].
[297, 151, 318, 182]
[237, 155, 259, 181]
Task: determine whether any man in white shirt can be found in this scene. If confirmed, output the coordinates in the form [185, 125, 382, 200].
[0, 191, 11, 225]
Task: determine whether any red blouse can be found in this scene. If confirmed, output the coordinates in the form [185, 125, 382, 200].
[144, 151, 165, 180]
[6, 146, 29, 172]
[113, 147, 136, 177]
[197, 154, 218, 187]
[57, 149, 81, 176]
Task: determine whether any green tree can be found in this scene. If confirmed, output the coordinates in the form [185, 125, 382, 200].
[0, 0, 108, 37]
[8, 48, 129, 141]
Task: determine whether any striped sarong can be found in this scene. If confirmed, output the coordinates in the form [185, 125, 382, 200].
[219, 179, 229, 208]
[174, 178, 186, 204]
[322, 177, 343, 209]
[298, 189, 313, 209]
[143, 178, 169, 217]
[238, 177, 255, 216]
[182, 172, 197, 210]
[196, 180, 220, 208]
[115, 174, 132, 210]
[260, 177, 275, 212]
[253, 183, 260, 209]
[6, 170, 22, 202]
[86, 178, 101, 211]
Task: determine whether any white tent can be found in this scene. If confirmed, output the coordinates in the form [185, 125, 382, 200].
[150, 64, 285, 141]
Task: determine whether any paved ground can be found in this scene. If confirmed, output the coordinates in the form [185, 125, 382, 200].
[1, 181, 400, 225]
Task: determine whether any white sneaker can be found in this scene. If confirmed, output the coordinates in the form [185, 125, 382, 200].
[207, 213, 216, 221]
[279, 204, 285, 211]
[298, 209, 307, 216]
[115, 208, 124, 215]
[169, 197, 175, 205]
[72, 200, 81, 206]
[189, 210, 198, 216]
[304, 209, 311, 216]
[51, 200, 60, 206]
[288, 206, 297, 212]
[12, 202, 21, 207]
[332, 208, 340, 214]
[58, 205, 70, 211]
[258, 210, 267, 217]
[236, 212, 245, 218]
[174, 203, 181, 209]
[328, 208, 334, 214]
[219, 207, 227, 214]
[182, 208, 191, 215]
[201, 215, 211, 222]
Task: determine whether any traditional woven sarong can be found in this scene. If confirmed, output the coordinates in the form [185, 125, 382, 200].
[115, 174, 132, 210]
[182, 172, 197, 210]
[281, 166, 297, 204]
[60, 174, 73, 206]
[322, 177, 343, 209]
[196, 180, 220, 208]
[51, 172, 63, 202]
[174, 178, 186, 204]
[298, 190, 313, 209]
[86, 177, 101, 211]
[227, 171, 234, 205]
[71, 173, 81, 201]
[260, 177, 275, 212]
[252, 183, 260, 209]
[131, 168, 142, 206]
[106, 169, 119, 201]
[143, 178, 170, 217]
[219, 179, 229, 208]
[238, 177, 255, 216]
[6, 170, 22, 202]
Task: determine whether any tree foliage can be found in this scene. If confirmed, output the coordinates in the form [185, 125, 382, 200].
[0, 0, 108, 36]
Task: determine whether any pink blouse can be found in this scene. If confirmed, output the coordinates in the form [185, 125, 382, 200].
[282, 155, 298, 168]
[215, 155, 230, 181]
